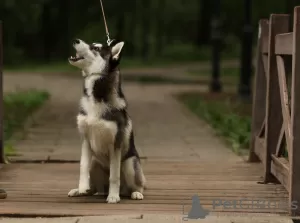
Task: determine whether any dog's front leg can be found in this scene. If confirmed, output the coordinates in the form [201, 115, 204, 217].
[79, 138, 92, 192]
[106, 147, 121, 203]
[68, 138, 93, 197]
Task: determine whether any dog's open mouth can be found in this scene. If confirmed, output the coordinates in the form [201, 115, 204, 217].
[69, 53, 84, 62]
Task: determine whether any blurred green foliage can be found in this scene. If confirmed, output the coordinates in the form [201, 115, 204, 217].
[4, 90, 50, 141]
[178, 92, 252, 154]
[3, 90, 50, 156]
[0, 0, 297, 65]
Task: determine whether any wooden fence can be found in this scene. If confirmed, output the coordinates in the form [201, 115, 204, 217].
[249, 6, 300, 216]
[0, 21, 3, 164]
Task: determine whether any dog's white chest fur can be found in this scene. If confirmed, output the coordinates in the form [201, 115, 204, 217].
[77, 76, 117, 157]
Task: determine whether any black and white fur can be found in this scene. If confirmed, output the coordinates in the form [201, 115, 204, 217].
[67, 39, 146, 203]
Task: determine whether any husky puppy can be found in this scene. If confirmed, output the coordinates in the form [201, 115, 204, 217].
[67, 39, 146, 203]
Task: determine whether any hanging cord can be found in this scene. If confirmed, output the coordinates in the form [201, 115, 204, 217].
[99, 0, 112, 45]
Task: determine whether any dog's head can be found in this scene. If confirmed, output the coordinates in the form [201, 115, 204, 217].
[68, 39, 124, 76]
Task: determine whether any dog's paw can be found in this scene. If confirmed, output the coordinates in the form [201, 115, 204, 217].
[68, 188, 80, 197]
[106, 193, 121, 203]
[131, 191, 144, 200]
[67, 188, 92, 197]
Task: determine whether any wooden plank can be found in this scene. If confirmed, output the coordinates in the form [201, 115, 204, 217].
[8, 160, 264, 167]
[271, 155, 289, 190]
[276, 55, 292, 155]
[275, 125, 285, 157]
[4, 195, 288, 203]
[258, 119, 265, 137]
[264, 14, 290, 183]
[1, 180, 284, 191]
[249, 19, 268, 162]
[261, 20, 270, 54]
[0, 202, 289, 217]
[4, 187, 287, 195]
[254, 136, 265, 162]
[275, 32, 293, 55]
[6, 189, 288, 197]
[7, 161, 266, 169]
[3, 163, 268, 176]
[140, 175, 264, 181]
[290, 6, 300, 217]
[0, 21, 3, 163]
[263, 54, 269, 78]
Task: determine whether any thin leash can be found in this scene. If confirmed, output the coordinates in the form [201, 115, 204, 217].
[99, 0, 113, 45]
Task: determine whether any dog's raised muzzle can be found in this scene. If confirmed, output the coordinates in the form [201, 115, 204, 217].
[73, 39, 81, 45]
[69, 39, 85, 62]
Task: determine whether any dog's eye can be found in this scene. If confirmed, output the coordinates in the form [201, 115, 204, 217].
[94, 47, 100, 51]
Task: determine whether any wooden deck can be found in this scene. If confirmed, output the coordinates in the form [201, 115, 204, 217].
[0, 159, 289, 217]
[0, 74, 291, 218]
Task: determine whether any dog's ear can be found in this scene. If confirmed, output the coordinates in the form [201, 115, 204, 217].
[111, 42, 124, 60]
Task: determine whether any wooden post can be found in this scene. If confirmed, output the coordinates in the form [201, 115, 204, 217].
[290, 6, 300, 216]
[0, 21, 3, 164]
[264, 14, 290, 183]
[248, 19, 268, 162]
[0, 21, 7, 199]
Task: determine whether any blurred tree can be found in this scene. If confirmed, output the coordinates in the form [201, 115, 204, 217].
[0, 0, 299, 64]
[40, 0, 54, 60]
[116, 13, 125, 42]
[126, 0, 137, 56]
[55, 0, 70, 59]
[141, 0, 150, 61]
[196, 0, 212, 46]
[155, 0, 165, 56]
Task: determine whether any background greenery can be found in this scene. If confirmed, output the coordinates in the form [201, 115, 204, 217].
[178, 92, 252, 154]
[0, 0, 298, 66]
[4, 90, 49, 156]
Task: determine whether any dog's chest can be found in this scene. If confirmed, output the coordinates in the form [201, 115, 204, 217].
[77, 97, 117, 154]
[80, 96, 107, 119]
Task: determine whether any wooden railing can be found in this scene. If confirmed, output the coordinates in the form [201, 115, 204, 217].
[0, 21, 3, 164]
[249, 6, 300, 216]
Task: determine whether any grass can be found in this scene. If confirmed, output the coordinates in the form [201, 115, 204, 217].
[178, 92, 290, 158]
[177, 92, 252, 155]
[4, 90, 50, 156]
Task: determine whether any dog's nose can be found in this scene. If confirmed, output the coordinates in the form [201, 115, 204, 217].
[73, 39, 80, 45]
